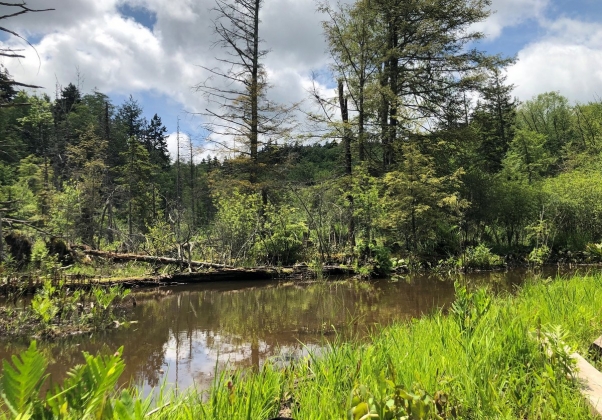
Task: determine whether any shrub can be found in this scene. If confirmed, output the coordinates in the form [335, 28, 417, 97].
[458, 244, 504, 270]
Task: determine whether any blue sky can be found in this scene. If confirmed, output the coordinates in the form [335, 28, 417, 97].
[1, 0, 602, 158]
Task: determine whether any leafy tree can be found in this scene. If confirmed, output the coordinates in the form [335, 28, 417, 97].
[489, 178, 539, 247]
[542, 169, 602, 249]
[382, 143, 466, 252]
[516, 92, 574, 173]
[503, 129, 553, 184]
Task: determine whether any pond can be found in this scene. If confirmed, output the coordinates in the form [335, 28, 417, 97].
[0, 267, 592, 397]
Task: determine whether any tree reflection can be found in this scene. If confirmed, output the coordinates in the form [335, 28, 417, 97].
[0, 277, 456, 394]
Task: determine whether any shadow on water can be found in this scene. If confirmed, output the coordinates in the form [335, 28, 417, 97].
[0, 265, 599, 397]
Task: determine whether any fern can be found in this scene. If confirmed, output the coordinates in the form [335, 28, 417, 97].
[0, 341, 48, 417]
[46, 347, 126, 418]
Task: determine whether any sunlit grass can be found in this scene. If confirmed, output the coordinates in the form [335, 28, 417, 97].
[64, 261, 156, 279]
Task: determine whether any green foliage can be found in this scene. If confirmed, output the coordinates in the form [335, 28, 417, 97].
[30, 281, 59, 326]
[503, 129, 554, 183]
[585, 243, 602, 262]
[350, 165, 385, 246]
[527, 245, 550, 267]
[451, 282, 491, 335]
[516, 92, 573, 164]
[0, 283, 131, 338]
[349, 382, 449, 420]
[145, 219, 177, 256]
[382, 143, 466, 253]
[0, 343, 149, 419]
[4, 276, 602, 418]
[542, 169, 602, 249]
[210, 190, 261, 265]
[489, 178, 540, 247]
[253, 201, 306, 265]
[0, 341, 48, 418]
[456, 244, 504, 271]
[354, 240, 391, 277]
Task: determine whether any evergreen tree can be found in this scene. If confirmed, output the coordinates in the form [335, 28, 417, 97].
[371, 0, 499, 168]
[118, 137, 155, 242]
[471, 68, 517, 173]
[0, 66, 17, 104]
[51, 83, 83, 187]
[144, 114, 170, 168]
[66, 125, 108, 246]
[195, 0, 295, 185]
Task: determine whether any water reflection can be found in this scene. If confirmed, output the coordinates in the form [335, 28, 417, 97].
[0, 266, 597, 396]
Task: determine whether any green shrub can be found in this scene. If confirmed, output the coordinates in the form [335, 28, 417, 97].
[458, 244, 504, 270]
[354, 241, 392, 277]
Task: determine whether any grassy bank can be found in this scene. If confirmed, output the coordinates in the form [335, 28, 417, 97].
[3, 274, 602, 418]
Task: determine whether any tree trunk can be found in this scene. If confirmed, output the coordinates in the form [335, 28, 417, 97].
[338, 80, 355, 247]
[249, 0, 260, 184]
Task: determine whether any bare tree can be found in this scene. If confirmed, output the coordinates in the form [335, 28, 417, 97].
[194, 0, 295, 184]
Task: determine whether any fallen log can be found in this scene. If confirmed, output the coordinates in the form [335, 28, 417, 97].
[73, 246, 233, 269]
[73, 246, 356, 276]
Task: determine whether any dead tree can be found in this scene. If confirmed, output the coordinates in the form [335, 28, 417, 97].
[194, 0, 295, 184]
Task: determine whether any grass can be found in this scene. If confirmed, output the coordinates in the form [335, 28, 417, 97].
[3, 273, 602, 418]
[64, 261, 157, 279]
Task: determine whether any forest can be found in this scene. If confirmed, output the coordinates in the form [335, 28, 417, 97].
[1, 0, 602, 277]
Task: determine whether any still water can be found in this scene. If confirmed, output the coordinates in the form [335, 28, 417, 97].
[0, 267, 589, 395]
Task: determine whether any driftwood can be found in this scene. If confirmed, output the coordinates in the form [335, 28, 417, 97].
[73, 246, 233, 269]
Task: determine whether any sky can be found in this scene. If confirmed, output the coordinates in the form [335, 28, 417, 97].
[1, 0, 602, 159]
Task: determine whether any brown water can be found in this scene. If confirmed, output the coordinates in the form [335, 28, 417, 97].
[0, 267, 592, 396]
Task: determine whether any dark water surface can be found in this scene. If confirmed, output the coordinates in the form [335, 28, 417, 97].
[0, 267, 595, 396]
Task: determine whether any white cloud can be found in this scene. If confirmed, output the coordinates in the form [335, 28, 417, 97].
[0, 0, 331, 147]
[507, 18, 602, 102]
[473, 0, 549, 39]
[166, 131, 216, 162]
[3, 0, 600, 141]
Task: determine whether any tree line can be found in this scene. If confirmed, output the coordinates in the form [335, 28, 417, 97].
[2, 0, 602, 271]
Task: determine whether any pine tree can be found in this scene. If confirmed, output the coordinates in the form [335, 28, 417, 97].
[471, 68, 517, 173]
[144, 114, 170, 168]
